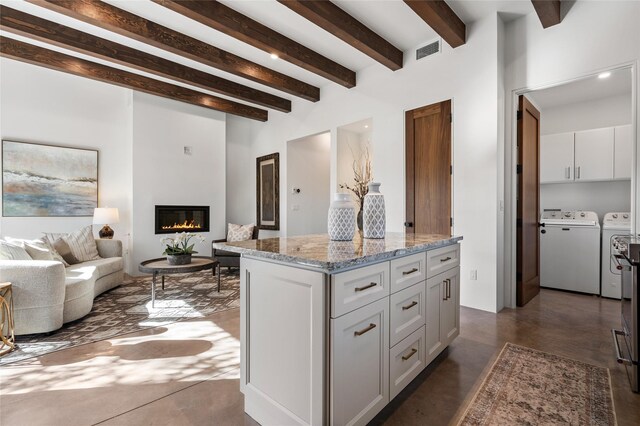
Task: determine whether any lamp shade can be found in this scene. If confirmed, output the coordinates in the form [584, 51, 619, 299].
[93, 208, 119, 225]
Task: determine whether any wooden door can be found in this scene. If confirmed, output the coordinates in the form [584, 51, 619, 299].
[517, 95, 541, 306]
[406, 100, 452, 235]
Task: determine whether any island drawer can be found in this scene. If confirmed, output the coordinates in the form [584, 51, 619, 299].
[390, 252, 426, 294]
[390, 325, 426, 400]
[390, 282, 426, 347]
[331, 261, 390, 318]
[426, 244, 460, 278]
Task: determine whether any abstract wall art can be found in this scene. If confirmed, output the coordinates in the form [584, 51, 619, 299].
[2, 140, 98, 217]
[256, 152, 279, 230]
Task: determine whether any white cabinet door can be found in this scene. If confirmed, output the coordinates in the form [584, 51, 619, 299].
[540, 132, 574, 183]
[440, 267, 460, 346]
[424, 275, 443, 364]
[331, 297, 389, 426]
[574, 127, 614, 181]
[614, 125, 632, 179]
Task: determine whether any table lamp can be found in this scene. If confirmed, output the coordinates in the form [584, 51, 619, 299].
[93, 208, 120, 239]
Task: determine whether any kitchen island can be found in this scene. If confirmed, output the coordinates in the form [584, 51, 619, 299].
[213, 232, 462, 426]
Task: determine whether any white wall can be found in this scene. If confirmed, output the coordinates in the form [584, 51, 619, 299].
[131, 93, 226, 271]
[541, 94, 632, 135]
[0, 59, 133, 264]
[336, 126, 370, 207]
[503, 0, 640, 308]
[286, 132, 330, 236]
[227, 13, 503, 312]
[541, 181, 631, 220]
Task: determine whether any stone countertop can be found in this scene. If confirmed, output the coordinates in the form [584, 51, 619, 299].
[213, 232, 462, 273]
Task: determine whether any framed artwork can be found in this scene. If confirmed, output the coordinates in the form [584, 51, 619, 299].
[256, 152, 279, 230]
[2, 140, 98, 217]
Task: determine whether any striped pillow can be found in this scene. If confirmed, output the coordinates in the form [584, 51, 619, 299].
[4, 237, 55, 261]
[44, 225, 101, 263]
[0, 240, 32, 260]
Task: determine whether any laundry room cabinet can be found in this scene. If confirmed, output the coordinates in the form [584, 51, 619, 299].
[540, 125, 630, 184]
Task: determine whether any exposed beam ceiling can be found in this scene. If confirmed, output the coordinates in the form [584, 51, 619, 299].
[0, 37, 268, 121]
[153, 0, 356, 88]
[277, 0, 403, 71]
[403, 0, 466, 48]
[531, 0, 562, 29]
[0, 5, 290, 112]
[29, 0, 320, 102]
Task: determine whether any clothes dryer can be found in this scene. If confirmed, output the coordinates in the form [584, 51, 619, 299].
[602, 212, 631, 299]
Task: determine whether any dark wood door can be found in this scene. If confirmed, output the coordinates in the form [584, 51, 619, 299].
[517, 95, 541, 306]
[405, 100, 452, 236]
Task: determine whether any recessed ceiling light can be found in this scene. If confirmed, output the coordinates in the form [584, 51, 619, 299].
[598, 72, 611, 79]
[364, 125, 369, 129]
[270, 53, 279, 60]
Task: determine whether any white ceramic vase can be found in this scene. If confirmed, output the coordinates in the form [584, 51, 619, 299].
[363, 182, 385, 239]
[328, 193, 356, 241]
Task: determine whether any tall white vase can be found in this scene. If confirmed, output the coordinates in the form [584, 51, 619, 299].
[328, 193, 356, 241]
[363, 182, 385, 239]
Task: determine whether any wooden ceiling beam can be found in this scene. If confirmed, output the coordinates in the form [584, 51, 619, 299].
[531, 0, 562, 29]
[0, 5, 290, 112]
[403, 0, 466, 48]
[0, 37, 268, 121]
[277, 0, 403, 71]
[154, 0, 356, 88]
[29, 0, 319, 102]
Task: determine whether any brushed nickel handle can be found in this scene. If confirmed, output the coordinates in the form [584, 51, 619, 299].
[576, 166, 581, 179]
[402, 268, 419, 276]
[354, 323, 376, 336]
[446, 278, 451, 299]
[355, 282, 377, 292]
[402, 348, 418, 361]
[402, 300, 418, 311]
[440, 256, 452, 262]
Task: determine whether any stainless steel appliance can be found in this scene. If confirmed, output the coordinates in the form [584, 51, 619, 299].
[612, 235, 639, 392]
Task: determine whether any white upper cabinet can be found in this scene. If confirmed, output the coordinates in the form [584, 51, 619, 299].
[541, 125, 630, 184]
[540, 132, 574, 183]
[614, 125, 633, 179]
[574, 127, 614, 181]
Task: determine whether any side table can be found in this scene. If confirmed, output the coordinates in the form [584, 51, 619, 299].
[0, 282, 16, 356]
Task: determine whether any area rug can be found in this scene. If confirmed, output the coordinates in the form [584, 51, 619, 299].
[0, 270, 240, 365]
[457, 343, 616, 425]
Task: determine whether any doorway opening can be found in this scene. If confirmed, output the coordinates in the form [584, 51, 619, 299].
[286, 131, 331, 236]
[513, 66, 634, 307]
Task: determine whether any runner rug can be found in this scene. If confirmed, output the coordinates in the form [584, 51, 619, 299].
[457, 342, 616, 425]
[0, 270, 239, 365]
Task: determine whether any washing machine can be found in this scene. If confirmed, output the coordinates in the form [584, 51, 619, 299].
[601, 212, 631, 299]
[540, 210, 601, 294]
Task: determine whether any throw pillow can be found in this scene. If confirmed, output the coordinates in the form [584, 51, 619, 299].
[52, 238, 80, 265]
[4, 237, 54, 261]
[44, 225, 100, 262]
[0, 240, 32, 260]
[41, 235, 70, 266]
[227, 223, 255, 242]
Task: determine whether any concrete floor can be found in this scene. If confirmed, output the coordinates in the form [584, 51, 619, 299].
[1, 289, 639, 425]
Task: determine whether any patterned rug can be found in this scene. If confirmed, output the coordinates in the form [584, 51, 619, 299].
[0, 269, 240, 365]
[457, 343, 616, 425]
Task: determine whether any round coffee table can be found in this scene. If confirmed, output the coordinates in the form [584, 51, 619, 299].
[138, 256, 220, 308]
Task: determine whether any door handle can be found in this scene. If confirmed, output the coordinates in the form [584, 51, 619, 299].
[576, 166, 581, 179]
[538, 222, 546, 227]
[565, 166, 571, 179]
[404, 222, 413, 228]
[446, 278, 451, 299]
[354, 323, 376, 336]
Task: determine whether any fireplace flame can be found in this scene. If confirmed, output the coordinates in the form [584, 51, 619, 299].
[161, 220, 202, 230]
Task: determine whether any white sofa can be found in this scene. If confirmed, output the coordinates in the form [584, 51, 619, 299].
[0, 239, 124, 335]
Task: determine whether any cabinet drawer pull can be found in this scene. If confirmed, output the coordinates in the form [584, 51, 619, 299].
[354, 323, 376, 336]
[402, 348, 418, 361]
[402, 300, 418, 311]
[402, 268, 419, 276]
[440, 256, 452, 262]
[354, 282, 377, 292]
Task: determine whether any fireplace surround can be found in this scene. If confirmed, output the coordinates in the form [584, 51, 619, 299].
[155, 205, 210, 234]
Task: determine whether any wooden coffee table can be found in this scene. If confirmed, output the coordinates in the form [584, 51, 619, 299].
[138, 257, 220, 308]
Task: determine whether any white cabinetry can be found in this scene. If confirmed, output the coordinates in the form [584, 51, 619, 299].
[540, 132, 574, 183]
[541, 125, 630, 184]
[614, 125, 633, 179]
[331, 297, 389, 426]
[425, 266, 460, 364]
[574, 127, 614, 181]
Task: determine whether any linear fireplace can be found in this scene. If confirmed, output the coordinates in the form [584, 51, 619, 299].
[155, 205, 210, 234]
